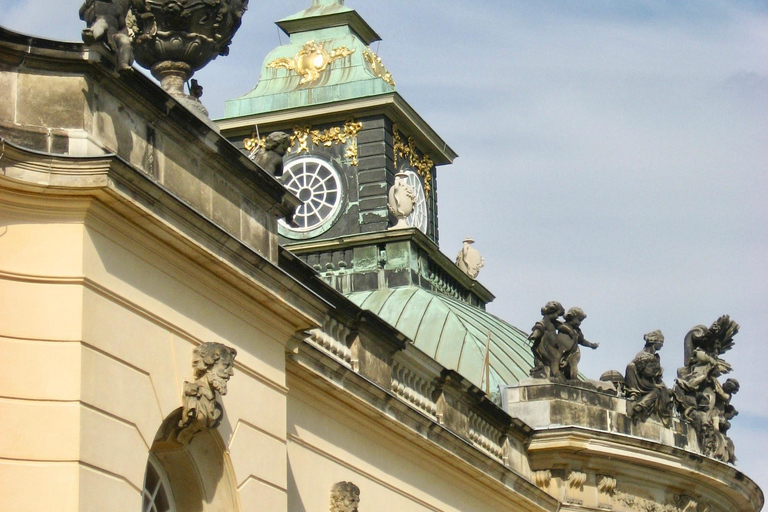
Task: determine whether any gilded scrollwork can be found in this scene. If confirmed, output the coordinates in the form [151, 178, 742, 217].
[362, 47, 395, 87]
[392, 124, 434, 198]
[243, 121, 362, 166]
[268, 40, 355, 84]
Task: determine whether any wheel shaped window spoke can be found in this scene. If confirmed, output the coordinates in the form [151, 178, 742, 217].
[403, 169, 428, 233]
[279, 156, 344, 235]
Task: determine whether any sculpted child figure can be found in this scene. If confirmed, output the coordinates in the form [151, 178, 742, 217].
[79, 0, 134, 72]
[529, 301, 565, 378]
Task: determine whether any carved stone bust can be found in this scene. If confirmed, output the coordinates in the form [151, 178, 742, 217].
[177, 342, 237, 444]
[250, 131, 292, 178]
[330, 481, 360, 512]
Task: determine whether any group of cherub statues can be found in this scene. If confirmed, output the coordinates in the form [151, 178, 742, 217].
[529, 303, 740, 464]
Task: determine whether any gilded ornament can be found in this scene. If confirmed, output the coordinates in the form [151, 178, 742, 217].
[362, 47, 395, 87]
[392, 124, 434, 197]
[268, 40, 355, 85]
[243, 121, 362, 165]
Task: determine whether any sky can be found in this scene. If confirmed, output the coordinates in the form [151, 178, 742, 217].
[2, 0, 767, 499]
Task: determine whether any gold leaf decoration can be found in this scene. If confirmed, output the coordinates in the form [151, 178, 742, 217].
[362, 47, 395, 87]
[267, 40, 356, 85]
[393, 124, 434, 197]
[243, 120, 363, 166]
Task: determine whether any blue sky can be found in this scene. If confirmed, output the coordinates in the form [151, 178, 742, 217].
[2, 0, 767, 498]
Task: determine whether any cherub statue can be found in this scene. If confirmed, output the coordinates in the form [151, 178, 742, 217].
[529, 301, 565, 379]
[624, 330, 673, 423]
[79, 0, 133, 73]
[557, 307, 598, 380]
[330, 481, 360, 512]
[177, 342, 237, 444]
[250, 131, 292, 178]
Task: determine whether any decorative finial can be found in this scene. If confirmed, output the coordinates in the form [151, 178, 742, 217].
[388, 172, 416, 230]
[80, 0, 249, 114]
[455, 237, 484, 278]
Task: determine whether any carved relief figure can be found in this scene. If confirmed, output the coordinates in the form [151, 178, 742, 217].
[330, 481, 360, 512]
[79, 0, 133, 73]
[529, 301, 565, 378]
[455, 237, 484, 279]
[388, 172, 416, 229]
[557, 307, 599, 380]
[673, 315, 739, 463]
[178, 342, 237, 444]
[624, 330, 673, 424]
[251, 131, 292, 177]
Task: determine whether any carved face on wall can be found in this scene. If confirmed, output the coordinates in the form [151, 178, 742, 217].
[330, 481, 360, 512]
[192, 342, 238, 395]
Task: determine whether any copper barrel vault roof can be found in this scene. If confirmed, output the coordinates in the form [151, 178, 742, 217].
[345, 287, 535, 391]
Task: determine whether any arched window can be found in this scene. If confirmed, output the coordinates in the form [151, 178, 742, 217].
[142, 454, 175, 512]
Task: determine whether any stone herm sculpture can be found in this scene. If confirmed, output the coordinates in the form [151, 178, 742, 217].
[388, 172, 416, 230]
[455, 237, 484, 278]
[528, 304, 598, 381]
[673, 315, 740, 463]
[178, 342, 237, 444]
[250, 132, 292, 178]
[330, 481, 360, 512]
[79, 0, 134, 73]
[624, 330, 673, 424]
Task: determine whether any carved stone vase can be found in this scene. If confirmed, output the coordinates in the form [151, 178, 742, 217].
[387, 172, 416, 230]
[129, 0, 248, 115]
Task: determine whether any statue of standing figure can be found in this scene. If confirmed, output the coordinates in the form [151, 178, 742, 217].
[673, 315, 740, 463]
[79, 0, 134, 73]
[528, 303, 598, 381]
[624, 330, 673, 424]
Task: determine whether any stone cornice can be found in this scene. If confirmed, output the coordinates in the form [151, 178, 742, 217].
[527, 426, 763, 512]
[0, 139, 329, 333]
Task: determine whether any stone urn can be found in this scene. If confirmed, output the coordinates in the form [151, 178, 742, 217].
[455, 237, 484, 279]
[388, 172, 416, 230]
[129, 0, 248, 114]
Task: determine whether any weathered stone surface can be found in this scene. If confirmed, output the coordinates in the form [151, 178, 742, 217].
[16, 73, 87, 130]
[0, 71, 16, 122]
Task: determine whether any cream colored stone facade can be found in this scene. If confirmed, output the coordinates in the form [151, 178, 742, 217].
[0, 27, 762, 512]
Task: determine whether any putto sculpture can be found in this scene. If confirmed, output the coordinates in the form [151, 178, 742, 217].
[455, 237, 484, 279]
[528, 303, 598, 380]
[79, 0, 248, 114]
[250, 131, 292, 178]
[79, 0, 134, 73]
[388, 172, 416, 230]
[624, 330, 673, 424]
[178, 341, 237, 444]
[673, 315, 740, 463]
[330, 481, 360, 512]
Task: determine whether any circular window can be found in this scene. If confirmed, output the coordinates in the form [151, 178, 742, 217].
[279, 157, 343, 237]
[403, 169, 428, 233]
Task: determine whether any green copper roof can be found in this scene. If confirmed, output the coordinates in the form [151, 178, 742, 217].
[223, 3, 394, 119]
[345, 287, 535, 390]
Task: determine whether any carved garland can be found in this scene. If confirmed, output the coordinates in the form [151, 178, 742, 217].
[392, 124, 434, 198]
[244, 120, 363, 166]
[614, 492, 705, 512]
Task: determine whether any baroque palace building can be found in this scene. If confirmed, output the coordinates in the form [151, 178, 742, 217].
[0, 1, 763, 512]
